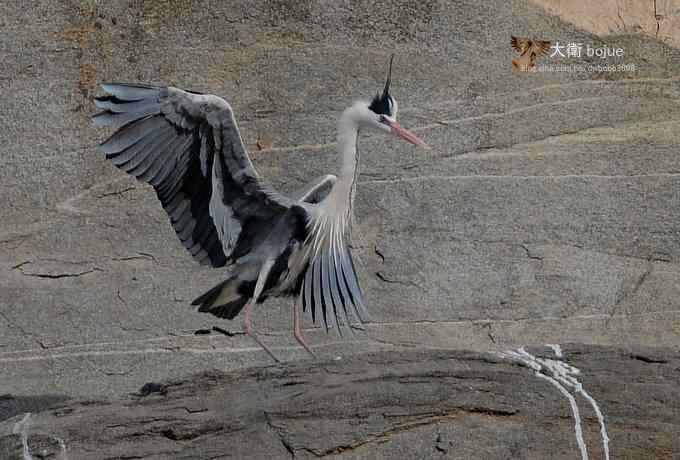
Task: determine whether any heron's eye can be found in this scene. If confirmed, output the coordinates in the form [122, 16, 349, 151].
[379, 115, 388, 124]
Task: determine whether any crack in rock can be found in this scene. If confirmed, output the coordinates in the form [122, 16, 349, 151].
[630, 353, 668, 364]
[160, 422, 224, 441]
[17, 268, 101, 279]
[11, 260, 102, 279]
[519, 244, 544, 260]
[311, 407, 516, 457]
[264, 412, 295, 459]
[608, 262, 653, 323]
[96, 186, 137, 199]
[111, 252, 158, 264]
[375, 271, 420, 289]
[374, 245, 386, 264]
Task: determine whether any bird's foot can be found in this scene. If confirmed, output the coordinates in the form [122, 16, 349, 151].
[292, 302, 316, 359]
[250, 333, 281, 364]
[294, 331, 316, 358]
[243, 303, 281, 364]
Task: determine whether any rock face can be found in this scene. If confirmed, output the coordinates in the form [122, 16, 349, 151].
[1, 0, 680, 404]
[530, 0, 680, 49]
[1, 345, 678, 459]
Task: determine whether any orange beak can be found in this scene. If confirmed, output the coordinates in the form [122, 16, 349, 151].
[383, 119, 430, 149]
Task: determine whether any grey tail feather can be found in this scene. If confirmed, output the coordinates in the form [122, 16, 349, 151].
[191, 280, 248, 320]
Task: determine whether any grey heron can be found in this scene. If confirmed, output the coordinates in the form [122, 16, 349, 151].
[92, 57, 427, 361]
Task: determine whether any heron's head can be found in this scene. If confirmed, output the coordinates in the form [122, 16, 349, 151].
[355, 56, 428, 149]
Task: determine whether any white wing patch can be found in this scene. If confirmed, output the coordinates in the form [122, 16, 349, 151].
[209, 153, 242, 255]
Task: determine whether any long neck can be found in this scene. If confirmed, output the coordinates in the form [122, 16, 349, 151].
[305, 107, 360, 255]
[311, 106, 360, 247]
[330, 107, 360, 209]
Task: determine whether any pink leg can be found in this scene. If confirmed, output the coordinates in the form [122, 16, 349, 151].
[242, 303, 280, 363]
[293, 303, 315, 357]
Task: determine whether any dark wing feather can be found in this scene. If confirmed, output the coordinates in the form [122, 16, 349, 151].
[301, 238, 370, 331]
[303, 261, 315, 323]
[312, 256, 325, 329]
[321, 250, 338, 332]
[93, 83, 293, 267]
[332, 246, 359, 328]
[339, 246, 369, 323]
[326, 249, 348, 333]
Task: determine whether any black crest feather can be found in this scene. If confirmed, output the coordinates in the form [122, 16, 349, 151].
[368, 55, 394, 116]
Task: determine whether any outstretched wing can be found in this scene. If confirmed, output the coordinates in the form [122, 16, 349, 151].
[93, 83, 292, 267]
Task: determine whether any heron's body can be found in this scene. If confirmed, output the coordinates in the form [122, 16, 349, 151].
[93, 58, 426, 359]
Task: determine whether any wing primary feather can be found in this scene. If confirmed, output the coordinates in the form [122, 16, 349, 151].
[124, 129, 177, 177]
[145, 145, 179, 186]
[176, 214, 197, 241]
[107, 131, 158, 165]
[145, 135, 193, 185]
[345, 247, 369, 322]
[340, 247, 369, 323]
[305, 263, 316, 323]
[174, 203, 195, 234]
[333, 245, 358, 328]
[321, 250, 339, 333]
[161, 191, 185, 215]
[193, 228, 219, 256]
[187, 204, 215, 254]
[339, 259, 361, 323]
[170, 199, 191, 223]
[313, 257, 327, 330]
[331, 250, 348, 335]
[94, 97, 160, 114]
[102, 83, 160, 101]
[120, 128, 174, 175]
[92, 104, 159, 128]
[300, 268, 308, 316]
[98, 115, 165, 154]
[330, 246, 354, 335]
[156, 156, 188, 198]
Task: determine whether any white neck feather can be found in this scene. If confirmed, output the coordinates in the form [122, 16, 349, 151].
[306, 105, 362, 256]
[326, 105, 360, 224]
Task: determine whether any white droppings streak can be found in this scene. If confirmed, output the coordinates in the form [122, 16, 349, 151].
[498, 345, 610, 460]
[56, 436, 69, 460]
[498, 349, 589, 459]
[12, 413, 34, 460]
[531, 349, 610, 460]
[545, 343, 563, 357]
[534, 371, 589, 460]
[579, 389, 610, 460]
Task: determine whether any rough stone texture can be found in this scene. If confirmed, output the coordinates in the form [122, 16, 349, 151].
[1, 345, 679, 459]
[1, 0, 680, 401]
[530, 0, 680, 49]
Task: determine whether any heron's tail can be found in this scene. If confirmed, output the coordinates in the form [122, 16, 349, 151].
[191, 278, 249, 320]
